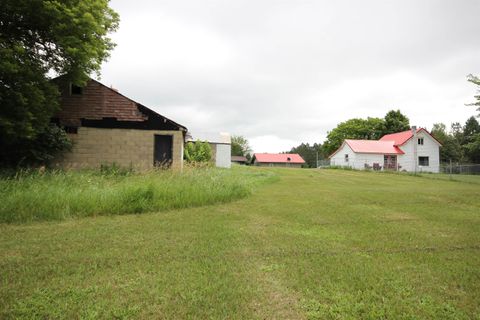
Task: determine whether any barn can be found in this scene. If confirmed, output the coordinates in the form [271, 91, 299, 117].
[52, 76, 187, 170]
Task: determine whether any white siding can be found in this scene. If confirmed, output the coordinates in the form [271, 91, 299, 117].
[331, 143, 385, 170]
[351, 153, 385, 170]
[330, 143, 356, 167]
[398, 131, 440, 173]
[215, 144, 231, 168]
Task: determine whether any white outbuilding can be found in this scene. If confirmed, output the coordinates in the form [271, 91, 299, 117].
[187, 132, 232, 168]
[329, 127, 442, 173]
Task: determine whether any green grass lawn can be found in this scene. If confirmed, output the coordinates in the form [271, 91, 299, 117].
[1, 168, 480, 319]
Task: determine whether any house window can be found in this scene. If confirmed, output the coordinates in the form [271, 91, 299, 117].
[344, 154, 349, 162]
[419, 156, 429, 166]
[418, 138, 424, 145]
[70, 83, 83, 95]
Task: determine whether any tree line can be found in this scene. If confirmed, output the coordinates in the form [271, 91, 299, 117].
[431, 116, 480, 163]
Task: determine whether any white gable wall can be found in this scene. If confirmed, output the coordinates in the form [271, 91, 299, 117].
[397, 131, 440, 173]
[330, 143, 356, 167]
[330, 143, 384, 169]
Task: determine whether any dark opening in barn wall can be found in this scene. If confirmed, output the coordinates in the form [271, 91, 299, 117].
[154, 135, 173, 168]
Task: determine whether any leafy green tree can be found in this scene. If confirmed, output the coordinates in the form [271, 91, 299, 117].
[288, 142, 324, 168]
[0, 0, 119, 165]
[463, 116, 480, 142]
[451, 122, 463, 142]
[467, 74, 480, 116]
[464, 134, 480, 163]
[184, 141, 213, 163]
[383, 110, 410, 134]
[462, 116, 480, 162]
[431, 123, 463, 162]
[231, 135, 252, 159]
[323, 117, 385, 155]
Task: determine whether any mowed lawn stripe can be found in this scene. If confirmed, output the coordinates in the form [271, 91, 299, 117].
[1, 168, 480, 319]
[0, 207, 263, 319]
[238, 169, 480, 319]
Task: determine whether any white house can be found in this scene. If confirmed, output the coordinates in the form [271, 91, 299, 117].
[187, 132, 232, 168]
[329, 127, 442, 173]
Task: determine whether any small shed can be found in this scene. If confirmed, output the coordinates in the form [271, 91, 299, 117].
[187, 132, 232, 168]
[252, 153, 305, 168]
[231, 155, 248, 165]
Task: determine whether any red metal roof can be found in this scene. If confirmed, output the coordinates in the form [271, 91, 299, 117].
[344, 140, 404, 154]
[379, 129, 419, 145]
[380, 128, 442, 146]
[253, 153, 305, 163]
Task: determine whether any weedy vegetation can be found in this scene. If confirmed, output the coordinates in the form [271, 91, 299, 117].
[0, 165, 276, 223]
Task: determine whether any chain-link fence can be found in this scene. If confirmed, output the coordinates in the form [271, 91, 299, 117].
[440, 163, 480, 175]
[324, 158, 440, 172]
[317, 159, 480, 175]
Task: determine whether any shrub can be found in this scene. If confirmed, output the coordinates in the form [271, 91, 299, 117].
[0, 124, 72, 167]
[184, 140, 213, 163]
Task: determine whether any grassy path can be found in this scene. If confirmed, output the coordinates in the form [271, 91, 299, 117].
[1, 169, 480, 319]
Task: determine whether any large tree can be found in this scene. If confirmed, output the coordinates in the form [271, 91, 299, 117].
[322, 117, 386, 155]
[463, 116, 480, 141]
[462, 116, 480, 162]
[0, 0, 119, 165]
[431, 123, 463, 162]
[383, 109, 410, 134]
[323, 110, 411, 155]
[231, 135, 252, 159]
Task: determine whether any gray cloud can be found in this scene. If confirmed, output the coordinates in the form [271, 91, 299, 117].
[101, 0, 480, 152]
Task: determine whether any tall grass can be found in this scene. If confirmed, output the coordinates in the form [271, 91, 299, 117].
[0, 166, 276, 223]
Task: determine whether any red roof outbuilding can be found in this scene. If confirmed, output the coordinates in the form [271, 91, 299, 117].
[253, 153, 305, 164]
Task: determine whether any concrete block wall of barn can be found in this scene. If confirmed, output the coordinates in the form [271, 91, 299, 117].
[56, 127, 184, 170]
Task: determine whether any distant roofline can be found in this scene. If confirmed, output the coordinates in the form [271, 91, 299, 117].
[252, 153, 306, 163]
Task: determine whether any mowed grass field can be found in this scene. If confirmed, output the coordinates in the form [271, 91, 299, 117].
[1, 168, 480, 319]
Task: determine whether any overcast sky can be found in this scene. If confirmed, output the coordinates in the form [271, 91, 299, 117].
[100, 0, 480, 153]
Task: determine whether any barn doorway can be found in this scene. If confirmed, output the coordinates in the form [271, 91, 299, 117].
[154, 135, 173, 168]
